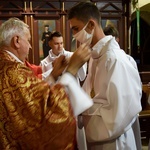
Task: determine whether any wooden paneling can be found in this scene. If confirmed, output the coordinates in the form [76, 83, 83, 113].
[0, 0, 130, 65]
[140, 72, 150, 84]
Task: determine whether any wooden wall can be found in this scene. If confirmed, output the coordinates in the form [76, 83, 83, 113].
[0, 0, 130, 65]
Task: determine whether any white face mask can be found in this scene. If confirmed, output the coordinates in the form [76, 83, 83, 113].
[73, 22, 94, 46]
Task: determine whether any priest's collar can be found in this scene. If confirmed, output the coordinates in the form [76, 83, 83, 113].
[49, 48, 64, 58]
[4, 50, 23, 64]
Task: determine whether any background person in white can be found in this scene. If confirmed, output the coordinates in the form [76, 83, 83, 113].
[40, 31, 87, 83]
[68, 2, 142, 150]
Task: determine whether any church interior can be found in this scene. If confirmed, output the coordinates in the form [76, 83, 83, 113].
[0, 0, 150, 149]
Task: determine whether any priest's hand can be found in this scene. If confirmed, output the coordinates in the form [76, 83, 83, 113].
[51, 55, 68, 80]
[66, 43, 91, 76]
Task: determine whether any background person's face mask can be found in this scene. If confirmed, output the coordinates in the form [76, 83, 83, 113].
[73, 22, 94, 46]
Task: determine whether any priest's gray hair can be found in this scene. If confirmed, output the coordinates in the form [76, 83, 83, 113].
[0, 17, 30, 48]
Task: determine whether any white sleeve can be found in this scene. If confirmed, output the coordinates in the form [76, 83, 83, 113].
[104, 65, 142, 138]
[99, 61, 142, 139]
[83, 59, 142, 141]
[59, 72, 93, 116]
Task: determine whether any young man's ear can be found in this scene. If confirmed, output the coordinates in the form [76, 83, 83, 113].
[88, 20, 95, 28]
[116, 37, 119, 43]
[13, 36, 20, 48]
[87, 20, 95, 32]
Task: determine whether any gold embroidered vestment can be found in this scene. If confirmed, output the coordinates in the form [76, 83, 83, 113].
[0, 51, 76, 150]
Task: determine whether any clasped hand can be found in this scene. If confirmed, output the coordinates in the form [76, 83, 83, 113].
[51, 43, 91, 80]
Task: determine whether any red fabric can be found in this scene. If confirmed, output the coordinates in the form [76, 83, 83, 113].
[25, 60, 42, 79]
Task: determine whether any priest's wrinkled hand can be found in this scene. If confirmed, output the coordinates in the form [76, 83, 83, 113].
[51, 55, 68, 80]
[66, 43, 91, 76]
